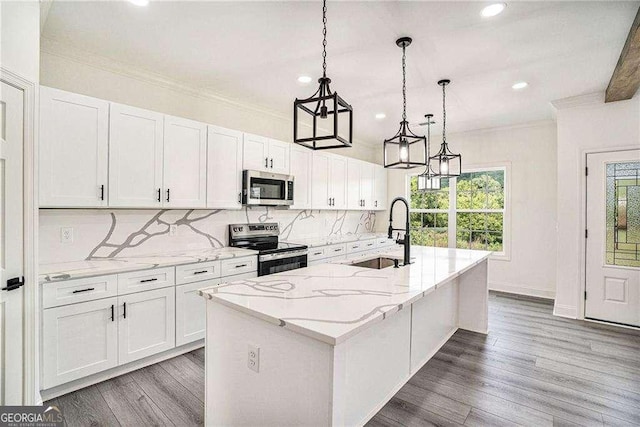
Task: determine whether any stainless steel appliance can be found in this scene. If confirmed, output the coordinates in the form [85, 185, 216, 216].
[229, 223, 307, 276]
[242, 170, 294, 207]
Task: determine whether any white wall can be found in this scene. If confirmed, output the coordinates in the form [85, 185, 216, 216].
[1, 1, 40, 82]
[553, 92, 640, 318]
[386, 121, 558, 298]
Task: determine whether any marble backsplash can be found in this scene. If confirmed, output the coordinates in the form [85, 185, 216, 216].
[39, 207, 378, 264]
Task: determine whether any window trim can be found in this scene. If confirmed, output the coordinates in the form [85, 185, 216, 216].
[406, 162, 511, 261]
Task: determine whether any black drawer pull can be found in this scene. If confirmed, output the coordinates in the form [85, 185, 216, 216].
[313, 252, 323, 256]
[140, 278, 158, 283]
[235, 264, 247, 268]
[193, 270, 208, 275]
[72, 287, 95, 294]
[367, 243, 374, 246]
[334, 248, 342, 252]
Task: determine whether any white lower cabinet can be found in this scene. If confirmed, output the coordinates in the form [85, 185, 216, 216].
[42, 297, 118, 389]
[176, 280, 215, 346]
[117, 287, 176, 365]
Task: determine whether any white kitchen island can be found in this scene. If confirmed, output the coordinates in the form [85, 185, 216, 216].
[199, 246, 490, 426]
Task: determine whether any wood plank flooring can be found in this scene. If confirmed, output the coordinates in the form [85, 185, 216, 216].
[47, 292, 640, 426]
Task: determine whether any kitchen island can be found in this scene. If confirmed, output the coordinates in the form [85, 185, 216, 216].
[199, 245, 490, 426]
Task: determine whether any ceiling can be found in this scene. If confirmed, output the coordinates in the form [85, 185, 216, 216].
[41, 1, 639, 145]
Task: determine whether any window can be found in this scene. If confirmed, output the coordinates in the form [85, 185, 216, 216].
[409, 167, 508, 256]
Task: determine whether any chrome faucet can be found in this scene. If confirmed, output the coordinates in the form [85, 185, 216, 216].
[388, 197, 411, 266]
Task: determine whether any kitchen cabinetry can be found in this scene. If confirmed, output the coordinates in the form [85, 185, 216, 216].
[207, 125, 243, 209]
[242, 133, 290, 174]
[311, 152, 347, 210]
[289, 145, 313, 210]
[39, 86, 109, 207]
[347, 159, 374, 210]
[329, 155, 348, 209]
[373, 165, 387, 210]
[176, 280, 214, 346]
[163, 116, 207, 208]
[109, 103, 164, 208]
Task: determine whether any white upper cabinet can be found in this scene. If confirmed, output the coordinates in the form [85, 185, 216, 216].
[347, 158, 363, 210]
[360, 161, 375, 210]
[329, 155, 348, 209]
[242, 133, 290, 174]
[207, 125, 243, 209]
[109, 103, 164, 208]
[373, 165, 387, 211]
[163, 116, 207, 208]
[289, 144, 313, 210]
[39, 86, 109, 207]
[311, 151, 330, 209]
[312, 152, 348, 210]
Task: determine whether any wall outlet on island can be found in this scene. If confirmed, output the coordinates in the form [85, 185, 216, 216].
[248, 344, 260, 373]
[169, 224, 178, 236]
[60, 227, 74, 244]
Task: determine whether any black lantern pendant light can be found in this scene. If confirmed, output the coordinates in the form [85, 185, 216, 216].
[429, 79, 461, 177]
[417, 114, 441, 191]
[383, 37, 427, 169]
[293, 0, 353, 150]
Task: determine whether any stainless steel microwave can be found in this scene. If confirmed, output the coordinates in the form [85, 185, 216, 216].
[242, 170, 294, 207]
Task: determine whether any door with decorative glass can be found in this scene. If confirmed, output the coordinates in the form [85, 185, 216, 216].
[586, 149, 640, 327]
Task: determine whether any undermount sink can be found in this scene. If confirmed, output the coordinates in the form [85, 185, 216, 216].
[351, 257, 397, 270]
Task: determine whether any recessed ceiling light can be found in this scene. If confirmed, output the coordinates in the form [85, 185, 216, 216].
[297, 75, 313, 84]
[512, 81, 528, 90]
[129, 0, 149, 6]
[481, 3, 506, 17]
[375, 113, 386, 120]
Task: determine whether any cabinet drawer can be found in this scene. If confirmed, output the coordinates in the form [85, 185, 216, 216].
[362, 240, 377, 251]
[220, 256, 257, 277]
[376, 238, 395, 249]
[42, 275, 118, 308]
[117, 267, 175, 295]
[347, 240, 376, 254]
[175, 261, 221, 285]
[326, 243, 347, 257]
[308, 247, 328, 262]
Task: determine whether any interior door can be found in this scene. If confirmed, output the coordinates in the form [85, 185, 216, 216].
[586, 149, 640, 327]
[0, 81, 25, 404]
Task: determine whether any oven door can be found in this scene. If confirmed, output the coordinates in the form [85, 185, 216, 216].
[258, 250, 308, 276]
[243, 170, 294, 206]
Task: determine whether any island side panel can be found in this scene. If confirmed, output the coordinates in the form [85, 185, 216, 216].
[204, 301, 334, 427]
[331, 307, 412, 427]
[410, 280, 459, 374]
[457, 259, 489, 334]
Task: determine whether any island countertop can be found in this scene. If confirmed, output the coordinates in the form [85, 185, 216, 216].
[199, 246, 491, 345]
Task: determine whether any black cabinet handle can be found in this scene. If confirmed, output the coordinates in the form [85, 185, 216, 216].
[238, 193, 241, 203]
[235, 264, 247, 268]
[72, 287, 95, 294]
[140, 278, 158, 283]
[265, 157, 269, 168]
[313, 251, 322, 256]
[123, 302, 127, 319]
[193, 270, 208, 275]
[157, 188, 161, 202]
[334, 248, 342, 252]
[100, 185, 105, 201]
[166, 188, 170, 203]
[2, 276, 24, 291]
[110, 304, 115, 322]
[270, 158, 273, 169]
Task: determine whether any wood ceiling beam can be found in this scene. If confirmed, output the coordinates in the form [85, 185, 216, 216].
[605, 6, 640, 103]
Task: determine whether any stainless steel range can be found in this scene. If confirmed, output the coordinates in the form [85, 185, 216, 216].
[229, 223, 308, 276]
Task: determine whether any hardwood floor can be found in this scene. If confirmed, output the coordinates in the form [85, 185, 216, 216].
[47, 292, 640, 426]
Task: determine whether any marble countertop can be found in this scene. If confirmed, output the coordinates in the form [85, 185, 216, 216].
[199, 246, 491, 345]
[283, 233, 388, 248]
[39, 247, 259, 284]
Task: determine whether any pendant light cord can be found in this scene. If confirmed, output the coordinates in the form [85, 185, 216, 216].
[322, 0, 327, 78]
[442, 82, 447, 144]
[402, 45, 407, 121]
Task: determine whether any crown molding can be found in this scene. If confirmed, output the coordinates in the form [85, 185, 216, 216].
[550, 92, 605, 110]
[433, 119, 557, 140]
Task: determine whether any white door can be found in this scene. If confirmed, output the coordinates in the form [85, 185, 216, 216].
[311, 152, 330, 209]
[243, 133, 269, 172]
[0, 81, 24, 404]
[586, 149, 640, 327]
[109, 103, 164, 208]
[42, 298, 118, 389]
[347, 158, 362, 210]
[289, 145, 312, 210]
[268, 139, 290, 174]
[176, 280, 214, 346]
[118, 287, 175, 364]
[207, 125, 243, 209]
[373, 165, 387, 211]
[330, 155, 348, 210]
[163, 116, 207, 208]
[360, 162, 374, 210]
[39, 87, 109, 207]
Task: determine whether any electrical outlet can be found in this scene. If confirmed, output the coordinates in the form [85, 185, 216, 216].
[248, 345, 260, 373]
[169, 224, 178, 236]
[60, 227, 74, 244]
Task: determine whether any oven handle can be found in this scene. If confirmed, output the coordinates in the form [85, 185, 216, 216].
[259, 250, 308, 262]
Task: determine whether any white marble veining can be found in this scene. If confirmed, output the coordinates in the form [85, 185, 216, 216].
[39, 247, 258, 284]
[199, 246, 491, 345]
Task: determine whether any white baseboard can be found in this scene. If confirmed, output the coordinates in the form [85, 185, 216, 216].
[488, 281, 555, 300]
[553, 303, 578, 319]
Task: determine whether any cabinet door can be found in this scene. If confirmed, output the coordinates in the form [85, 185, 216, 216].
[39, 87, 109, 207]
[163, 116, 207, 208]
[347, 158, 362, 210]
[330, 155, 348, 209]
[289, 145, 313, 210]
[360, 162, 375, 210]
[267, 139, 290, 174]
[42, 298, 118, 389]
[207, 126, 243, 209]
[176, 280, 217, 346]
[311, 151, 330, 209]
[374, 165, 387, 210]
[118, 287, 175, 364]
[243, 133, 269, 171]
[109, 103, 164, 207]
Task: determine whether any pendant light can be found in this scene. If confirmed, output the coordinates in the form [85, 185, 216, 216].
[383, 37, 426, 169]
[429, 79, 461, 177]
[293, 0, 353, 150]
[417, 114, 441, 191]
